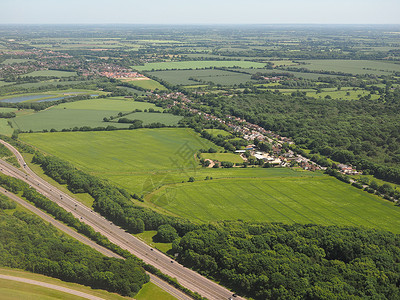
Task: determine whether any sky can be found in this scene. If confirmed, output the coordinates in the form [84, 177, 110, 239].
[1, 0, 399, 24]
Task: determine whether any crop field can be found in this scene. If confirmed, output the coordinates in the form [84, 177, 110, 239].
[149, 176, 400, 232]
[148, 69, 255, 85]
[293, 60, 400, 76]
[8, 98, 176, 133]
[133, 60, 266, 71]
[22, 70, 77, 77]
[123, 79, 167, 90]
[201, 153, 243, 164]
[0, 268, 128, 300]
[11, 80, 97, 89]
[20, 129, 400, 232]
[20, 128, 218, 175]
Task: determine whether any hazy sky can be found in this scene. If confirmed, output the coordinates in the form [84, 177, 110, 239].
[1, 0, 399, 24]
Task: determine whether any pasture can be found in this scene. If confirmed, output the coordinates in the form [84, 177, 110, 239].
[20, 129, 400, 233]
[1, 58, 34, 65]
[124, 79, 167, 90]
[9, 98, 180, 133]
[293, 60, 400, 76]
[22, 70, 77, 77]
[133, 60, 266, 71]
[148, 69, 255, 86]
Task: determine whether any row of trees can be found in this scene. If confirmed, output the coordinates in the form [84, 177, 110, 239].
[0, 201, 148, 296]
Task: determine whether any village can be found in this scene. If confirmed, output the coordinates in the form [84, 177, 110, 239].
[151, 90, 361, 175]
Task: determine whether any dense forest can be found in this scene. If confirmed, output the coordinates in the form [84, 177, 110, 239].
[172, 221, 400, 300]
[0, 194, 149, 296]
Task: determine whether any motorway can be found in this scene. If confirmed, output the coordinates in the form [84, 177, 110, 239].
[0, 139, 242, 300]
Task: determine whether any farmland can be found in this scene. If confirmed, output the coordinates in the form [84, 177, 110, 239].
[149, 175, 400, 233]
[292, 60, 400, 76]
[148, 69, 255, 86]
[132, 60, 266, 71]
[19, 129, 400, 233]
[122, 79, 167, 90]
[21, 70, 77, 77]
[7, 97, 181, 133]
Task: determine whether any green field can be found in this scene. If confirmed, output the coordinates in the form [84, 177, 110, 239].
[149, 175, 400, 232]
[135, 231, 172, 253]
[292, 60, 400, 76]
[135, 282, 177, 300]
[20, 129, 400, 233]
[149, 69, 255, 86]
[9, 98, 180, 133]
[133, 60, 266, 71]
[122, 79, 167, 90]
[201, 153, 243, 164]
[0, 81, 15, 87]
[204, 129, 232, 137]
[0, 268, 129, 300]
[22, 70, 77, 77]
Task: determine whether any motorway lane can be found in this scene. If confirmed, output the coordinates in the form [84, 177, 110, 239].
[0, 140, 242, 300]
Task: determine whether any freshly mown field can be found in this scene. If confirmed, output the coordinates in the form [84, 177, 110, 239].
[133, 60, 266, 71]
[293, 60, 400, 76]
[9, 98, 180, 133]
[148, 69, 255, 86]
[22, 70, 77, 77]
[20, 129, 400, 233]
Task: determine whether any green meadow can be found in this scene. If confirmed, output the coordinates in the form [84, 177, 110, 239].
[9, 98, 180, 133]
[148, 176, 400, 233]
[148, 69, 255, 85]
[22, 70, 77, 77]
[122, 79, 167, 90]
[293, 60, 400, 76]
[133, 60, 266, 71]
[204, 128, 232, 137]
[20, 129, 400, 232]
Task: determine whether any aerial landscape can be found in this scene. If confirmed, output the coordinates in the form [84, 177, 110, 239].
[0, 0, 400, 299]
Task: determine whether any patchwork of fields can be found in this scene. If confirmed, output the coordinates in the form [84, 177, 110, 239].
[133, 60, 266, 71]
[20, 129, 400, 233]
[8, 97, 181, 133]
[148, 69, 256, 86]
